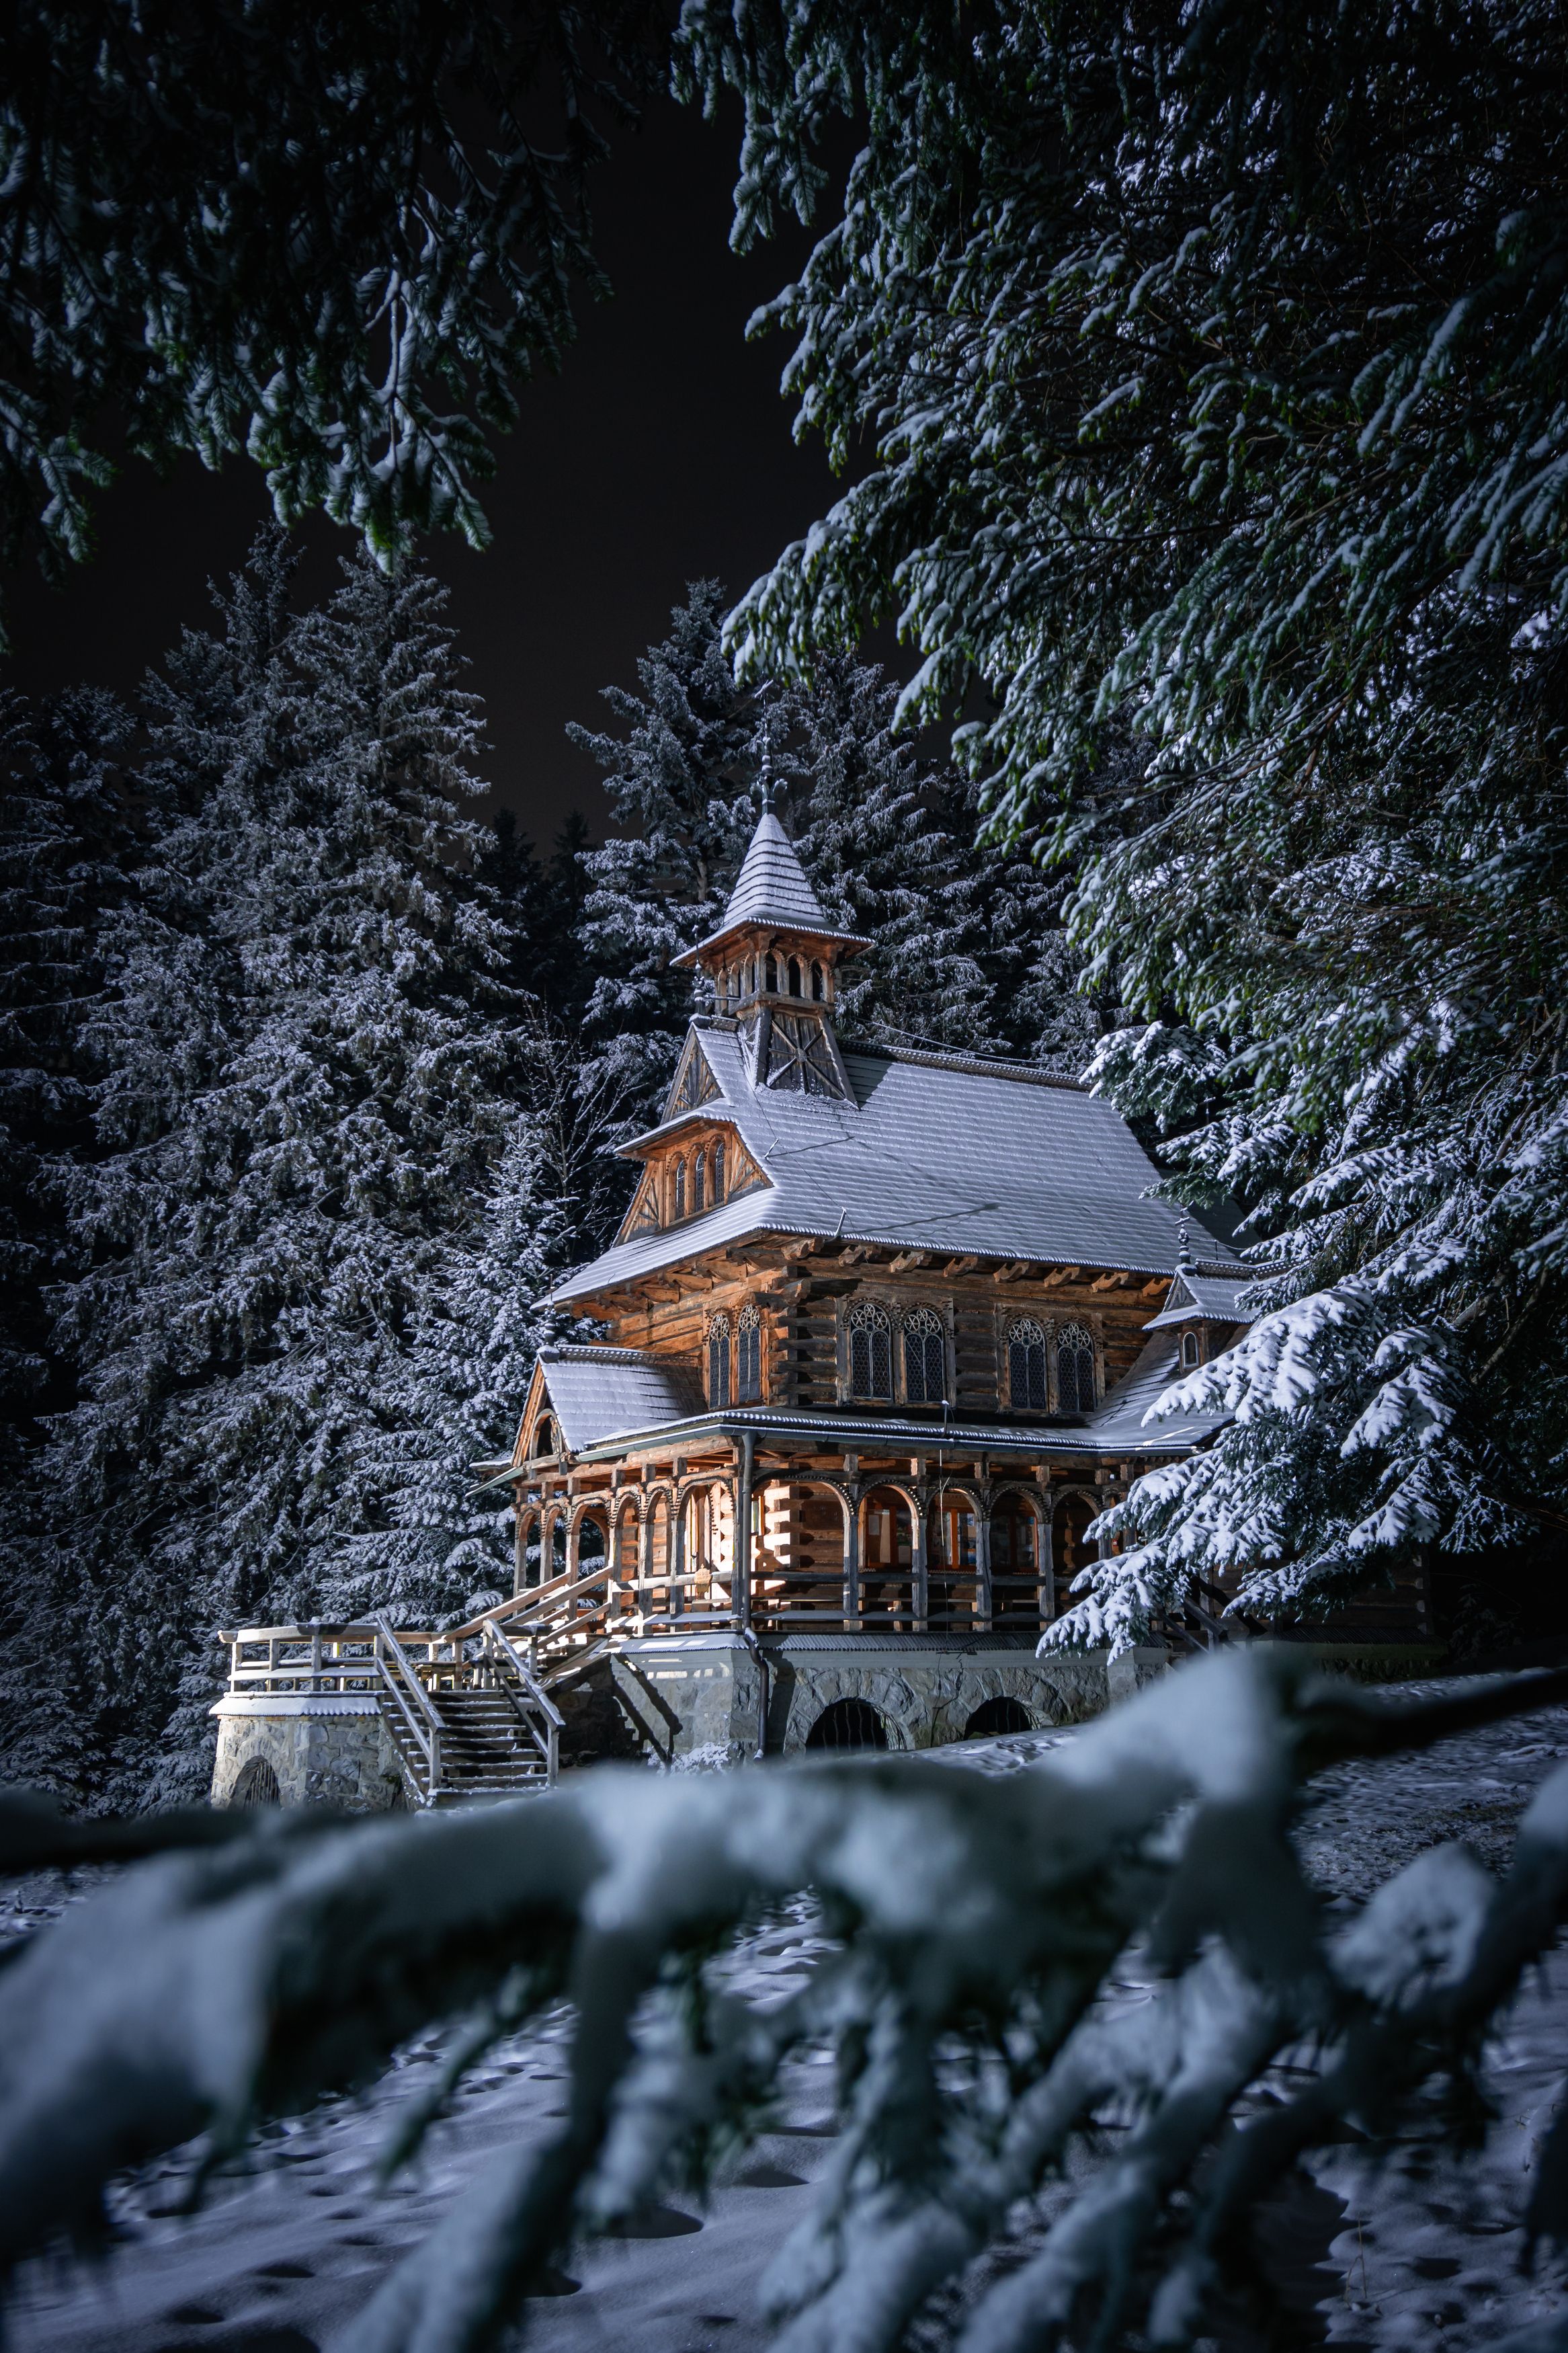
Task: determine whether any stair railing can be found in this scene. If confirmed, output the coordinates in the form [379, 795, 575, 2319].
[479, 1616, 563, 1786]
[372, 1612, 445, 1802]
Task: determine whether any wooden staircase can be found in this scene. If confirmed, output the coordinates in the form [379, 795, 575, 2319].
[222, 1550, 700, 1808]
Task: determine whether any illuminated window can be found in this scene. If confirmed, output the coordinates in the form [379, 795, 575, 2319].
[903, 1306, 946, 1403]
[848, 1302, 893, 1400]
[1057, 1323, 1097, 1413]
[1008, 1318, 1048, 1412]
[708, 1314, 731, 1406]
[737, 1304, 762, 1402]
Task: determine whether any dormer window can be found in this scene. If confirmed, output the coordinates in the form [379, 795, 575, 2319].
[1180, 1329, 1201, 1370]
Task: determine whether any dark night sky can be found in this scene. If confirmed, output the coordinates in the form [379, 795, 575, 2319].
[1, 93, 853, 848]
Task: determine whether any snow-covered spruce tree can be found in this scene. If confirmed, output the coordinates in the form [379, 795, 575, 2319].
[6, 1652, 1568, 2352]
[0, 688, 132, 1796]
[18, 534, 560, 1805]
[780, 655, 1097, 1066]
[679, 0, 1568, 1639]
[0, 686, 130, 1458]
[573, 593, 1095, 1131]
[571, 580, 759, 1127]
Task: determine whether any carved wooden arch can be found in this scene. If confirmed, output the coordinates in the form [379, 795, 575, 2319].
[568, 1494, 611, 1542]
[856, 1477, 923, 1525]
[1048, 1481, 1108, 1519]
[990, 1480, 1050, 1524]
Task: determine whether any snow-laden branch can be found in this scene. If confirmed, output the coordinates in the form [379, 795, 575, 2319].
[5, 1651, 1568, 2352]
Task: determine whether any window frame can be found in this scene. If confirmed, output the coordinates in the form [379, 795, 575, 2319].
[1007, 1316, 1049, 1413]
[708, 1312, 732, 1407]
[736, 1302, 763, 1403]
[845, 1299, 895, 1402]
[902, 1304, 948, 1405]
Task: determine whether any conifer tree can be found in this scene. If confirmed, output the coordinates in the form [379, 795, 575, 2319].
[572, 592, 1096, 1136]
[7, 536, 561, 1806]
[571, 580, 758, 1121]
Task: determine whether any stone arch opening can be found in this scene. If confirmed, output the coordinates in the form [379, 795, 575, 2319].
[965, 1696, 1033, 1740]
[805, 1697, 888, 1752]
[232, 1755, 282, 1806]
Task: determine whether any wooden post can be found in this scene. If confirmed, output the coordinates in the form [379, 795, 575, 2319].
[513, 1488, 527, 1595]
[842, 1486, 861, 1631]
[975, 1501, 993, 1632]
[671, 1488, 687, 1621]
[912, 1486, 929, 1632]
[733, 1433, 754, 1630]
[1038, 1508, 1055, 1626]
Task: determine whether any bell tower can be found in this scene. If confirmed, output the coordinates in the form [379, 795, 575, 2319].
[675, 788, 868, 1099]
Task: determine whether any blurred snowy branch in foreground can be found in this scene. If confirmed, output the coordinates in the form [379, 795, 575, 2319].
[5, 1650, 1568, 2353]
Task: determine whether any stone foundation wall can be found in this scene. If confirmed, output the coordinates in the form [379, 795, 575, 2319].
[210, 1696, 409, 1810]
[607, 1634, 1165, 1766]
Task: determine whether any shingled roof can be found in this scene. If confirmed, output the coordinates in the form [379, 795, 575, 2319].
[675, 808, 868, 965]
[551, 1021, 1236, 1306]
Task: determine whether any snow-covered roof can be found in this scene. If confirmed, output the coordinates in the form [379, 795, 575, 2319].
[534, 1346, 704, 1455]
[1143, 1270, 1256, 1329]
[675, 810, 868, 964]
[552, 1023, 1235, 1306]
[1079, 1332, 1233, 1449]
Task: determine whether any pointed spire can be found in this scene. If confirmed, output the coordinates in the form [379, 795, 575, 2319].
[720, 804, 833, 934]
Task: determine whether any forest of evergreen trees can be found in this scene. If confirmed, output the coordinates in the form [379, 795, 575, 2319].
[0, 539, 1096, 1810]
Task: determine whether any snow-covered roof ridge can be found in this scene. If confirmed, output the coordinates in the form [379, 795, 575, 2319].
[1143, 1268, 1257, 1329]
[552, 1024, 1237, 1306]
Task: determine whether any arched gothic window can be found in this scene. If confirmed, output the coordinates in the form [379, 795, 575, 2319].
[673, 1157, 686, 1220]
[737, 1303, 762, 1402]
[708, 1314, 731, 1407]
[1180, 1328, 1200, 1370]
[1008, 1318, 1048, 1412]
[693, 1151, 705, 1213]
[765, 953, 778, 992]
[712, 1137, 726, 1201]
[903, 1306, 946, 1404]
[788, 955, 802, 995]
[811, 961, 825, 1001]
[1057, 1323, 1097, 1414]
[848, 1301, 893, 1400]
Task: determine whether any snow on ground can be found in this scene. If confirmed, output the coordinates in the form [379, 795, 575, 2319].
[7, 1685, 1568, 2353]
